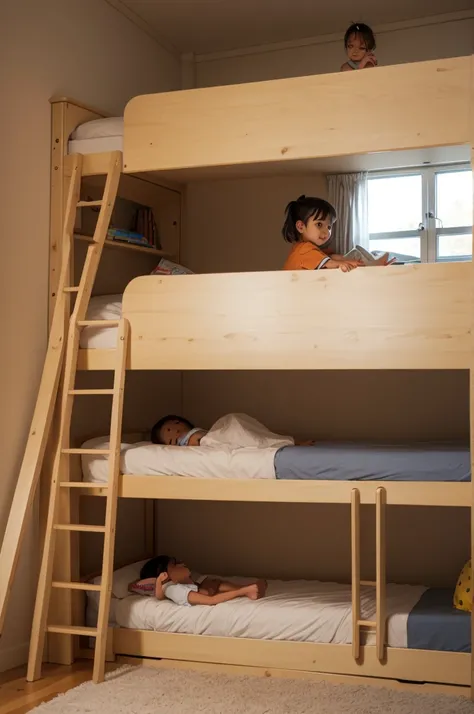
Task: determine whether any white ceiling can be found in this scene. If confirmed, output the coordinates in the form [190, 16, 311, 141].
[109, 0, 474, 55]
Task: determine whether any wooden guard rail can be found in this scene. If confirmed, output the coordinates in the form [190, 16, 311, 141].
[351, 486, 387, 661]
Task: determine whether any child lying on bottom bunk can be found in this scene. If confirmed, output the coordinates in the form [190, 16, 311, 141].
[129, 555, 267, 606]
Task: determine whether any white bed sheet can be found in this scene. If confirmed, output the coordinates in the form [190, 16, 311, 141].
[86, 578, 426, 648]
[79, 294, 122, 349]
[68, 135, 124, 155]
[81, 437, 278, 482]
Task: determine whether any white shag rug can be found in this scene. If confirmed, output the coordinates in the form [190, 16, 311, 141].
[30, 665, 472, 714]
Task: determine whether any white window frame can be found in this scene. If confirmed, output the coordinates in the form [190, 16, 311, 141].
[368, 164, 472, 263]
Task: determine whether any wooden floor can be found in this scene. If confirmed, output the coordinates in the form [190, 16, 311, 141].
[0, 661, 119, 714]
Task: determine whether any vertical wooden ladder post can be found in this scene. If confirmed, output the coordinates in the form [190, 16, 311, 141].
[376, 486, 387, 661]
[351, 488, 361, 660]
[469, 137, 474, 702]
[93, 318, 129, 683]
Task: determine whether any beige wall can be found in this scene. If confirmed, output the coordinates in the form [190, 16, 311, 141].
[196, 16, 474, 87]
[183, 174, 328, 273]
[0, 0, 180, 671]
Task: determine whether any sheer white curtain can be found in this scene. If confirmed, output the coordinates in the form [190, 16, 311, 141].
[327, 172, 369, 254]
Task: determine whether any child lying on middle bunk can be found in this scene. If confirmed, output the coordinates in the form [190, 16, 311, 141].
[282, 195, 394, 272]
[151, 413, 312, 448]
[128, 555, 267, 606]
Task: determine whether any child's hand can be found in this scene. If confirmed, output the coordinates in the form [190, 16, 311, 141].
[359, 53, 377, 69]
[339, 260, 362, 272]
[157, 572, 169, 584]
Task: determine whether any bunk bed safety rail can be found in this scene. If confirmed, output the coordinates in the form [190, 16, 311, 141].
[351, 486, 387, 662]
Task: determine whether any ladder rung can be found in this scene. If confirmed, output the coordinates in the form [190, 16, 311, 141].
[77, 320, 120, 328]
[52, 581, 102, 592]
[47, 625, 98, 637]
[77, 200, 102, 207]
[68, 389, 114, 396]
[63, 287, 79, 293]
[59, 482, 108, 489]
[358, 620, 377, 628]
[62, 448, 110, 455]
[54, 524, 106, 533]
[360, 580, 376, 587]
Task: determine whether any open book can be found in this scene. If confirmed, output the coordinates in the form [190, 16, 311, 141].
[343, 245, 392, 266]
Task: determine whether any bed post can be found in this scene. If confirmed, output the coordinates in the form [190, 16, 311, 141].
[470, 55, 474, 702]
[45, 99, 106, 667]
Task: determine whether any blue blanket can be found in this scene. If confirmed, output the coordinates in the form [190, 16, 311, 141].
[407, 588, 470, 652]
[274, 443, 470, 482]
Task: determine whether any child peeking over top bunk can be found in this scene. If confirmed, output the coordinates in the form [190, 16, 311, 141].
[128, 555, 267, 606]
[340, 22, 377, 71]
[282, 196, 362, 272]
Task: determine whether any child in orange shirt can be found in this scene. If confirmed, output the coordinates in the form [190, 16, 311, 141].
[282, 195, 362, 273]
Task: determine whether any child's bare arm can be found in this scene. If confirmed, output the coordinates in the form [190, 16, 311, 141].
[188, 583, 261, 606]
[324, 258, 362, 272]
[154, 572, 169, 600]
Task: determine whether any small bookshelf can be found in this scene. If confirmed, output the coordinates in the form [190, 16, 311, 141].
[75, 234, 171, 258]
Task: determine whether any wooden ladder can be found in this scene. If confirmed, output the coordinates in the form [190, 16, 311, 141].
[24, 150, 125, 684]
[25, 150, 126, 684]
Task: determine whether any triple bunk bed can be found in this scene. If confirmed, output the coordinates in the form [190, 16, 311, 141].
[0, 54, 473, 694]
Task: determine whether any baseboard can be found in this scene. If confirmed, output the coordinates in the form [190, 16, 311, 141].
[0, 641, 29, 673]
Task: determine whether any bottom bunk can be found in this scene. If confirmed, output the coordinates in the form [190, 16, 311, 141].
[83, 561, 471, 687]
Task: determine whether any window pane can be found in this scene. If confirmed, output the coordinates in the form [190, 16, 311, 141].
[436, 171, 473, 228]
[369, 236, 420, 260]
[437, 234, 472, 260]
[368, 175, 422, 233]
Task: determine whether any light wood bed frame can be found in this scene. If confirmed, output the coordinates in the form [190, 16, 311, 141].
[45, 54, 473, 693]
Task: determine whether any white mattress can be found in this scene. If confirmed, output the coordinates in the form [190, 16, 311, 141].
[86, 577, 426, 648]
[79, 294, 122, 349]
[81, 437, 278, 482]
[68, 117, 124, 155]
[68, 135, 123, 155]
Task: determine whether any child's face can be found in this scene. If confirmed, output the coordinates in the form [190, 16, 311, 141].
[160, 419, 189, 445]
[167, 561, 191, 583]
[346, 33, 368, 62]
[296, 214, 333, 248]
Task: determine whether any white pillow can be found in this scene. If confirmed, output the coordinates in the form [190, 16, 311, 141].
[85, 293, 122, 319]
[71, 117, 124, 141]
[91, 560, 148, 599]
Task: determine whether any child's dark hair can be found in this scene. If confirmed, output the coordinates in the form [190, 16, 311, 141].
[140, 555, 176, 579]
[344, 22, 376, 52]
[150, 414, 194, 444]
[282, 195, 337, 244]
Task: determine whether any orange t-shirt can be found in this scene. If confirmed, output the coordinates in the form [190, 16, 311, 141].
[283, 241, 330, 271]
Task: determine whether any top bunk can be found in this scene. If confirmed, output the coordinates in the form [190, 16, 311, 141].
[65, 55, 474, 182]
[59, 55, 473, 371]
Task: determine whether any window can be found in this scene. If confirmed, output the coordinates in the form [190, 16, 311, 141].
[368, 167, 472, 263]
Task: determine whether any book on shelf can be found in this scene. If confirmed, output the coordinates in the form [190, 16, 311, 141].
[107, 228, 154, 248]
